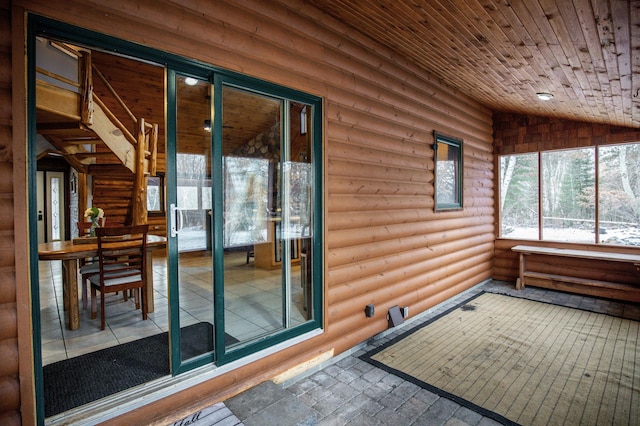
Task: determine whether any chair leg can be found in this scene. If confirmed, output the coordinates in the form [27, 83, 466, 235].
[90, 286, 97, 319]
[134, 288, 140, 309]
[82, 278, 88, 310]
[141, 286, 147, 320]
[100, 289, 106, 330]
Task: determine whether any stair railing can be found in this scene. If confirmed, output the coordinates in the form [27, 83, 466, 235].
[91, 64, 158, 175]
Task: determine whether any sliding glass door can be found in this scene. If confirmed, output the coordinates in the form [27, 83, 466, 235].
[166, 72, 216, 371]
[213, 78, 319, 361]
[30, 18, 322, 422]
[167, 72, 321, 369]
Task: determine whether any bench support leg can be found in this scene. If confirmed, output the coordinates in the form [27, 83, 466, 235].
[517, 253, 525, 290]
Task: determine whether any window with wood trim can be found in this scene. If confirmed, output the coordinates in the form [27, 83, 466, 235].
[499, 142, 640, 246]
[434, 132, 463, 211]
[147, 174, 164, 213]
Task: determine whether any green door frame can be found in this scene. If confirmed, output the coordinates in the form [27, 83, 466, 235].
[27, 14, 323, 423]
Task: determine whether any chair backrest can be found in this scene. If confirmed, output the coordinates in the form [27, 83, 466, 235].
[77, 221, 93, 236]
[78, 218, 107, 236]
[95, 225, 149, 283]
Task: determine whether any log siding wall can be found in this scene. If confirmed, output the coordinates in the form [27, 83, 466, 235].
[1, 1, 24, 425]
[6, 0, 494, 423]
[493, 112, 640, 284]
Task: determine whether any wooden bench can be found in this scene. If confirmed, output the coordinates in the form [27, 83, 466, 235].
[512, 245, 640, 302]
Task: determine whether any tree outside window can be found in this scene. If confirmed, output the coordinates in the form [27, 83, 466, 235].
[541, 148, 595, 242]
[499, 142, 640, 246]
[599, 144, 640, 245]
[500, 153, 538, 238]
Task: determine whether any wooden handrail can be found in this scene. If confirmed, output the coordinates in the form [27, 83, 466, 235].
[74, 152, 116, 159]
[93, 94, 137, 146]
[92, 64, 138, 125]
[35, 67, 81, 89]
[91, 64, 153, 130]
[62, 53, 157, 176]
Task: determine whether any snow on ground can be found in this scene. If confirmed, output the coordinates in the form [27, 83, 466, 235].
[502, 226, 640, 246]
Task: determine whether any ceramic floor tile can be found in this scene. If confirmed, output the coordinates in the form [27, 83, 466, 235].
[39, 251, 310, 366]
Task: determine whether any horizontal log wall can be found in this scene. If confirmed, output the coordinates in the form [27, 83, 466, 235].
[1, 1, 21, 425]
[494, 112, 640, 156]
[493, 112, 640, 283]
[11, 0, 494, 423]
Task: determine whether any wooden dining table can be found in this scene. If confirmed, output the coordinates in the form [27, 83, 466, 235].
[38, 235, 166, 330]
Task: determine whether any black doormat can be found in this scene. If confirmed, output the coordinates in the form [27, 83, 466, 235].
[44, 322, 238, 417]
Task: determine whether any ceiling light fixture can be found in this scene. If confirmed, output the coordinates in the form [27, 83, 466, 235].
[184, 77, 198, 86]
[536, 92, 554, 101]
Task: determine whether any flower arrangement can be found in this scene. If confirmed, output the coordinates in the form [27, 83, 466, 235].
[84, 207, 104, 236]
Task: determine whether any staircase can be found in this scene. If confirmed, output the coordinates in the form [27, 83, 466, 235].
[36, 42, 157, 225]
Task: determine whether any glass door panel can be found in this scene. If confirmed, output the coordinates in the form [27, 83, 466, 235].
[220, 87, 317, 349]
[222, 86, 285, 346]
[174, 74, 215, 362]
[169, 73, 320, 367]
[284, 101, 313, 324]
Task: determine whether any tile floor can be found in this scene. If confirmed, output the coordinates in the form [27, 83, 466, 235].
[39, 250, 307, 366]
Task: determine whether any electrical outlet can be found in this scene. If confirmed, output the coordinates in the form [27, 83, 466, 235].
[365, 304, 375, 318]
[401, 306, 409, 318]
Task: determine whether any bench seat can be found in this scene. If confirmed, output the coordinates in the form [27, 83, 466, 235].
[512, 245, 640, 302]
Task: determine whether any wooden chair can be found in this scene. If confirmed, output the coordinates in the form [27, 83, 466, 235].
[78, 218, 107, 310]
[246, 246, 254, 264]
[88, 225, 149, 330]
[78, 221, 96, 310]
[78, 217, 106, 236]
[77, 220, 93, 237]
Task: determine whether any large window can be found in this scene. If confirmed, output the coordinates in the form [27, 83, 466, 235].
[500, 153, 539, 239]
[542, 148, 595, 242]
[500, 142, 640, 246]
[599, 144, 640, 245]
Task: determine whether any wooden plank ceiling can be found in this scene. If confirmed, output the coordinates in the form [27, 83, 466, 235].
[303, 0, 640, 128]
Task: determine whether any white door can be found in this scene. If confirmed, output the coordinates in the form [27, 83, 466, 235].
[39, 171, 66, 242]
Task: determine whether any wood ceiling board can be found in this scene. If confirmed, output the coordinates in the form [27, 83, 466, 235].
[303, 0, 640, 127]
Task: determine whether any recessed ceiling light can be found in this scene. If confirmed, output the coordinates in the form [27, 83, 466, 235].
[536, 92, 554, 101]
[184, 77, 198, 86]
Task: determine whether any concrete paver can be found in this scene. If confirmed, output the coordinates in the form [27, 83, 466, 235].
[218, 280, 639, 426]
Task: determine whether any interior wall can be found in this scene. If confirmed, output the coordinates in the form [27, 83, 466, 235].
[493, 112, 640, 282]
[9, 0, 495, 423]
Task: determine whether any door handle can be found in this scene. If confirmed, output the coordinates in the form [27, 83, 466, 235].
[170, 204, 179, 237]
